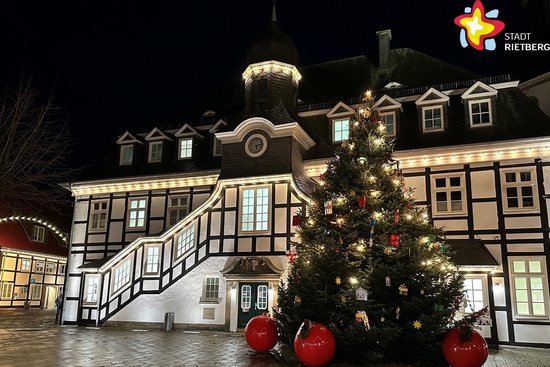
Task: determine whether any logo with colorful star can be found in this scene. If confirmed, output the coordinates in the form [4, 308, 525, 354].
[454, 0, 505, 51]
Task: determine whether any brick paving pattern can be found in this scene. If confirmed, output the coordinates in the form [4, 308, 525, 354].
[0, 309, 549, 366]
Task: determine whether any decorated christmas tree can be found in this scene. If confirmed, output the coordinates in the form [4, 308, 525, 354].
[275, 92, 465, 366]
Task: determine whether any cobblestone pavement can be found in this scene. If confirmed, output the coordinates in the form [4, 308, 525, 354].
[1, 309, 550, 366]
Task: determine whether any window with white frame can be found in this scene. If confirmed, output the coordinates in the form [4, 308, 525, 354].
[31, 284, 42, 300]
[201, 276, 220, 303]
[59, 263, 66, 275]
[257, 285, 268, 310]
[175, 225, 196, 258]
[112, 258, 132, 293]
[432, 174, 466, 215]
[128, 198, 147, 228]
[241, 187, 270, 232]
[120, 144, 134, 165]
[144, 245, 160, 274]
[422, 106, 444, 132]
[90, 200, 109, 231]
[1, 283, 13, 299]
[20, 259, 31, 272]
[148, 141, 163, 163]
[34, 261, 45, 273]
[332, 118, 350, 142]
[168, 196, 190, 227]
[502, 169, 537, 211]
[179, 138, 193, 159]
[15, 286, 27, 300]
[213, 137, 222, 157]
[379, 111, 396, 137]
[510, 257, 549, 318]
[45, 262, 55, 274]
[84, 275, 99, 304]
[463, 277, 486, 313]
[241, 285, 251, 311]
[32, 226, 45, 242]
[469, 99, 492, 126]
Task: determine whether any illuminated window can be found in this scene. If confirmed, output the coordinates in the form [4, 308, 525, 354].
[431, 174, 466, 216]
[90, 200, 108, 231]
[175, 225, 195, 259]
[509, 257, 549, 318]
[15, 286, 27, 300]
[240, 187, 270, 232]
[32, 226, 45, 242]
[128, 198, 147, 228]
[1, 283, 13, 299]
[148, 141, 163, 163]
[257, 285, 268, 310]
[379, 111, 396, 137]
[168, 196, 189, 227]
[463, 277, 486, 313]
[45, 262, 56, 274]
[20, 259, 31, 272]
[179, 138, 193, 159]
[469, 99, 492, 126]
[112, 258, 132, 293]
[144, 245, 160, 274]
[422, 106, 444, 132]
[84, 275, 99, 304]
[501, 169, 537, 212]
[31, 284, 42, 300]
[120, 144, 133, 165]
[332, 118, 350, 142]
[34, 261, 45, 273]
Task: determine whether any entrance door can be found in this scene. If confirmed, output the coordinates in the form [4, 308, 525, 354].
[43, 286, 58, 309]
[238, 282, 268, 328]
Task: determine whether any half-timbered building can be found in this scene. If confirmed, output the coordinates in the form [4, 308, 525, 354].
[63, 16, 550, 347]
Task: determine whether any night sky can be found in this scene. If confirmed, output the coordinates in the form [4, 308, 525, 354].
[0, 0, 548, 168]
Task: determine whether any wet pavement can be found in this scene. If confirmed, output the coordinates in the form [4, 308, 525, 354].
[1, 308, 550, 366]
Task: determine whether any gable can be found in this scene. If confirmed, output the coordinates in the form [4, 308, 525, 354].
[174, 124, 204, 138]
[462, 81, 498, 100]
[415, 88, 449, 106]
[209, 119, 228, 133]
[373, 94, 403, 111]
[116, 131, 145, 145]
[144, 127, 173, 142]
[326, 101, 355, 118]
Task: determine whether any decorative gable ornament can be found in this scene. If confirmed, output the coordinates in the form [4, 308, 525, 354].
[144, 127, 173, 142]
[116, 131, 145, 145]
[415, 87, 450, 106]
[461, 81, 498, 100]
[174, 124, 204, 139]
[356, 287, 368, 301]
[373, 95, 403, 112]
[326, 101, 356, 118]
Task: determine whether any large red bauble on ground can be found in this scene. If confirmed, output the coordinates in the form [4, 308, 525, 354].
[244, 315, 279, 352]
[442, 327, 488, 367]
[294, 321, 336, 367]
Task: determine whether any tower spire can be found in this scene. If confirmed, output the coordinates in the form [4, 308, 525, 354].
[271, 0, 277, 23]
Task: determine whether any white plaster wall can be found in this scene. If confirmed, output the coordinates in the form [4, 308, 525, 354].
[224, 212, 236, 235]
[492, 278, 506, 307]
[74, 201, 89, 222]
[109, 257, 228, 324]
[274, 208, 287, 234]
[275, 184, 287, 204]
[403, 176, 426, 202]
[192, 193, 210, 210]
[108, 222, 123, 242]
[111, 199, 126, 219]
[543, 167, 550, 194]
[72, 223, 86, 244]
[225, 188, 237, 208]
[210, 212, 221, 236]
[472, 202, 498, 230]
[507, 244, 545, 253]
[505, 216, 541, 229]
[515, 324, 550, 344]
[495, 311, 509, 342]
[470, 171, 496, 198]
[150, 197, 165, 218]
[433, 219, 468, 231]
[88, 234, 106, 243]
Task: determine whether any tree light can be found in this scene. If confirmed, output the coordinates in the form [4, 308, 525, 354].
[350, 277, 358, 285]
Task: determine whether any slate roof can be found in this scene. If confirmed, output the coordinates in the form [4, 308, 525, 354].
[0, 220, 68, 257]
[447, 239, 499, 267]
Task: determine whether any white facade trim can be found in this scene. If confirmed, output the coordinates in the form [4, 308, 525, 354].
[373, 94, 403, 112]
[144, 127, 173, 142]
[462, 81, 498, 100]
[415, 88, 450, 106]
[174, 124, 204, 138]
[116, 131, 145, 145]
[326, 101, 355, 118]
[215, 117, 316, 151]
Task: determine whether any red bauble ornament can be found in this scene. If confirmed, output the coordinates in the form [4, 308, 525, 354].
[357, 194, 367, 209]
[390, 234, 400, 247]
[320, 172, 328, 181]
[292, 215, 301, 226]
[442, 327, 488, 367]
[294, 320, 336, 367]
[394, 209, 400, 224]
[244, 315, 279, 353]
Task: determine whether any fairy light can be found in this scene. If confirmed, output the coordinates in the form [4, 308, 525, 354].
[420, 237, 429, 244]
[336, 217, 345, 226]
[358, 157, 367, 164]
[368, 175, 376, 182]
[350, 277, 358, 285]
[308, 219, 315, 226]
[392, 178, 401, 186]
[348, 143, 355, 150]
[405, 214, 413, 220]
[370, 190, 380, 198]
[378, 124, 386, 132]
[336, 197, 345, 205]
[383, 165, 391, 173]
[373, 212, 381, 219]
[356, 243, 365, 252]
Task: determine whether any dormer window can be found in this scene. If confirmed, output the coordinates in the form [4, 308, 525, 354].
[32, 226, 45, 242]
[179, 138, 193, 159]
[468, 99, 492, 127]
[373, 95, 402, 137]
[120, 145, 134, 166]
[379, 111, 396, 137]
[422, 106, 444, 132]
[148, 141, 163, 163]
[333, 118, 350, 142]
[213, 137, 222, 157]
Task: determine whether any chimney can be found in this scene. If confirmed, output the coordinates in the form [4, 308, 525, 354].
[376, 29, 392, 68]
